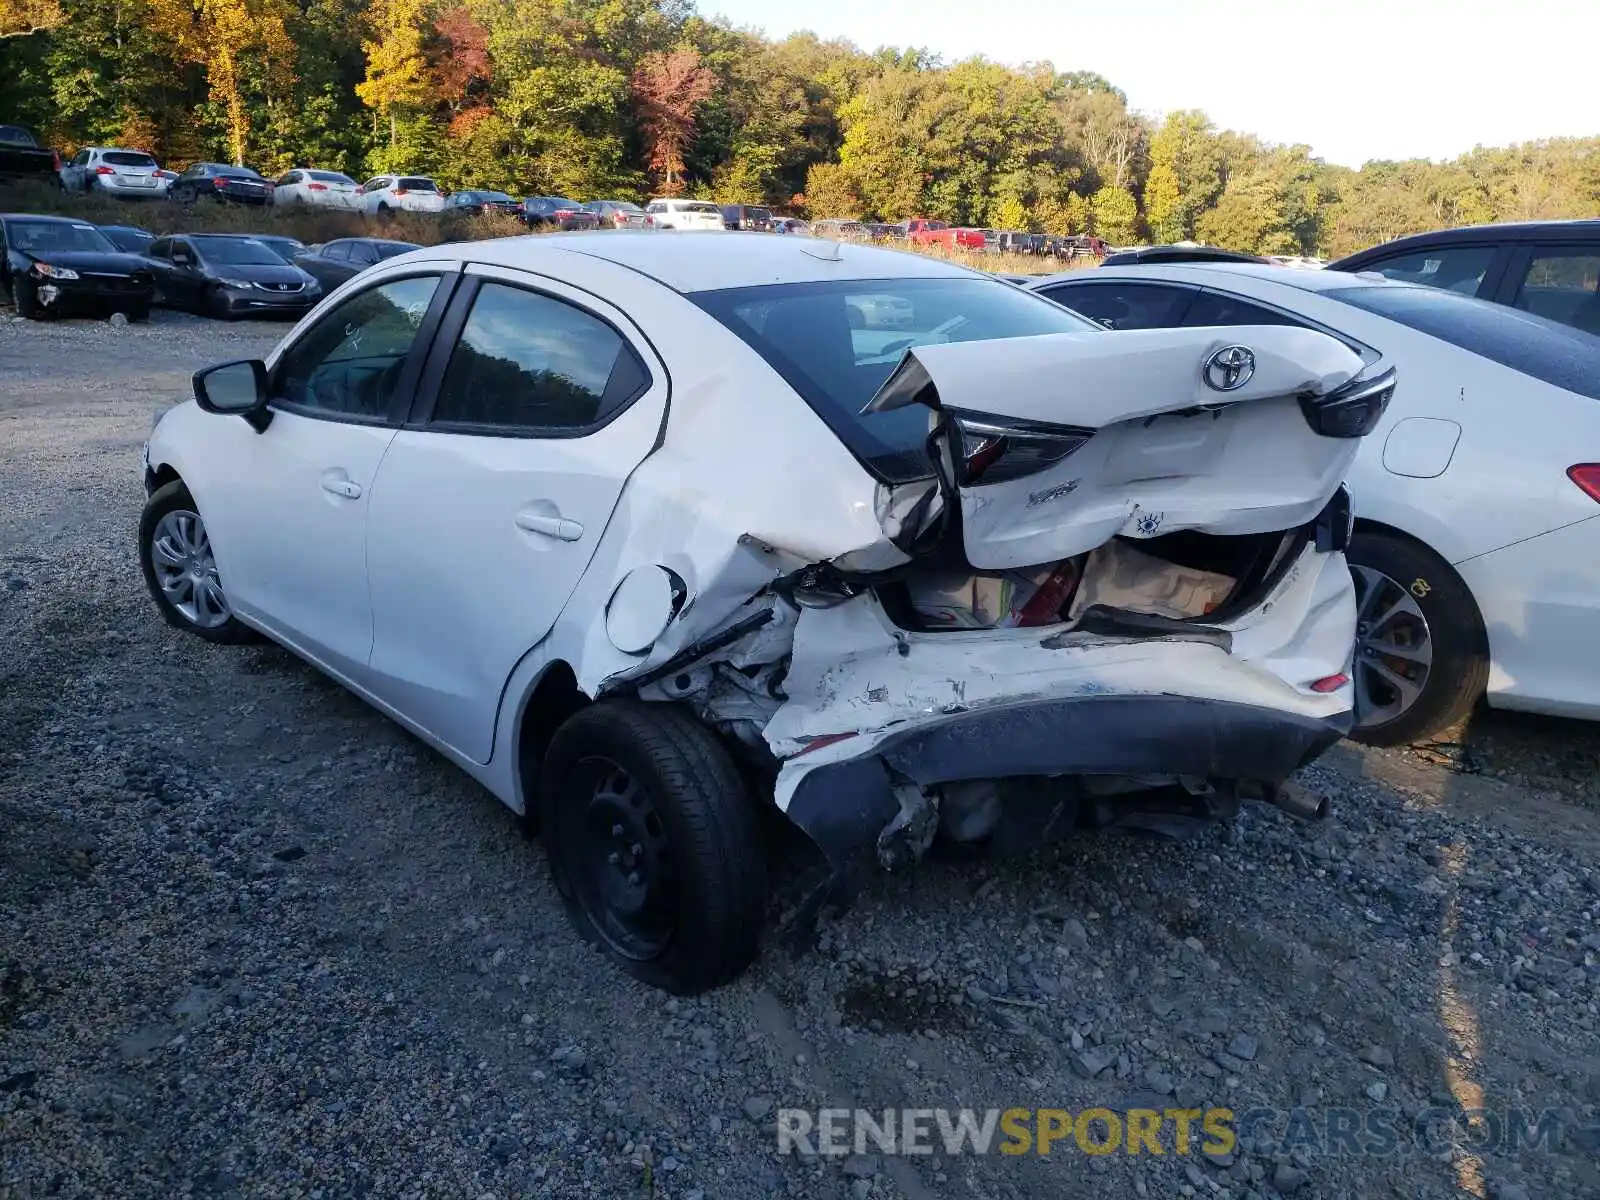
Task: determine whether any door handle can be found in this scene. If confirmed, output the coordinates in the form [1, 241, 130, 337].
[321, 476, 362, 499]
[515, 511, 584, 541]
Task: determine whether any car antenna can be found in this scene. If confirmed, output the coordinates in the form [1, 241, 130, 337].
[800, 238, 844, 262]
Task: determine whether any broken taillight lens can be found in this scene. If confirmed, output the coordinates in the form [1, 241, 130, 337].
[1567, 464, 1600, 504]
[1299, 367, 1396, 438]
[952, 412, 1090, 486]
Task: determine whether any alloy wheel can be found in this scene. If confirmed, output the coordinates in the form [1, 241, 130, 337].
[149, 509, 232, 629]
[1350, 564, 1433, 728]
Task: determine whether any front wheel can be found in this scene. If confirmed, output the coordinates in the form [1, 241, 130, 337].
[540, 701, 766, 994]
[138, 481, 256, 644]
[1347, 529, 1488, 746]
[9, 277, 41, 319]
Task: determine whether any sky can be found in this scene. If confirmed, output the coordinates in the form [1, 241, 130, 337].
[693, 0, 1597, 168]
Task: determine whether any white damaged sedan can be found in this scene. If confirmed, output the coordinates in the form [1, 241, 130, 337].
[140, 233, 1395, 992]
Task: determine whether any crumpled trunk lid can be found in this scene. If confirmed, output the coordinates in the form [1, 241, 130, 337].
[864, 326, 1386, 570]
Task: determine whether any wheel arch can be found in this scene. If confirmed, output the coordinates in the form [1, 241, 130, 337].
[1351, 515, 1488, 626]
[512, 659, 590, 824]
[145, 460, 183, 496]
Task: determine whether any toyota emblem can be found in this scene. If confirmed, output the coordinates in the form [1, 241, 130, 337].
[1203, 345, 1256, 392]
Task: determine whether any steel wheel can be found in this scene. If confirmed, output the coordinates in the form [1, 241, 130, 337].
[148, 509, 232, 629]
[567, 757, 678, 961]
[1350, 563, 1433, 728]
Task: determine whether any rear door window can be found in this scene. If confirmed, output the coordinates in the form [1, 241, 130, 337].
[428, 282, 648, 433]
[1036, 281, 1197, 329]
[1354, 245, 1497, 296]
[1512, 247, 1600, 336]
[1327, 284, 1600, 400]
[1181, 290, 1303, 328]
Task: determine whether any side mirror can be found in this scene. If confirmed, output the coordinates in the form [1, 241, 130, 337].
[193, 359, 271, 432]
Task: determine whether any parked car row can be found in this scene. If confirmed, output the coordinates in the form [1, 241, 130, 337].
[0, 209, 421, 322]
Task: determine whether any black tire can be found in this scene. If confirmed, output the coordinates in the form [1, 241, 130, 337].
[126, 305, 151, 323]
[10, 277, 41, 319]
[540, 700, 766, 994]
[1347, 529, 1487, 746]
[139, 480, 256, 644]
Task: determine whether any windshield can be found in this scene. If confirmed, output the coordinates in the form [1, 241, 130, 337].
[308, 170, 354, 184]
[397, 177, 436, 191]
[193, 237, 284, 266]
[101, 227, 152, 252]
[693, 276, 1100, 481]
[103, 152, 156, 168]
[7, 220, 116, 254]
[681, 202, 720, 214]
[373, 241, 420, 260]
[1327, 285, 1600, 401]
[475, 191, 514, 203]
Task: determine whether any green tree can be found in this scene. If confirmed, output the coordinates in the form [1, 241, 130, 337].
[1146, 110, 1222, 241]
[1090, 184, 1139, 243]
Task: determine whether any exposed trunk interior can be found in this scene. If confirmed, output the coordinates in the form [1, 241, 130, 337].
[878, 526, 1304, 635]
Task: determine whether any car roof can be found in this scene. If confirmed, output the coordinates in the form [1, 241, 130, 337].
[1, 213, 97, 223]
[404, 230, 974, 293]
[98, 224, 151, 234]
[1332, 219, 1600, 263]
[1031, 262, 1421, 296]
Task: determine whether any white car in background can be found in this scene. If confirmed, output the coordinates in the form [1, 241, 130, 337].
[644, 198, 725, 230]
[59, 147, 174, 197]
[273, 169, 362, 209]
[357, 175, 445, 215]
[1029, 264, 1600, 744]
[140, 236, 1386, 992]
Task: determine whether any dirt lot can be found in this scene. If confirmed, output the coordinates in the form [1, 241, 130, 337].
[2, 310, 1599, 1200]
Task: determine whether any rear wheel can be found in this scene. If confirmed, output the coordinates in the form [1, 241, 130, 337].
[540, 701, 766, 994]
[1347, 529, 1488, 746]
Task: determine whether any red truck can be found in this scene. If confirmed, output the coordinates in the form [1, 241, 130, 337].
[902, 218, 986, 250]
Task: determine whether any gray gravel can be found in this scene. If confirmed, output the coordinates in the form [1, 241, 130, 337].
[3, 310, 1600, 1199]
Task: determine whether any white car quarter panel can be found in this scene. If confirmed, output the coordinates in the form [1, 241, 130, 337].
[1457, 515, 1600, 719]
[1381, 417, 1462, 479]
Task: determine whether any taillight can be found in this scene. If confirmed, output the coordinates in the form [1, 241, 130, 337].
[1300, 367, 1396, 438]
[354, 185, 365, 194]
[212, 178, 226, 188]
[1309, 673, 1349, 694]
[52, 149, 62, 170]
[95, 165, 115, 174]
[952, 412, 1091, 486]
[394, 188, 408, 196]
[1568, 464, 1600, 503]
[308, 183, 327, 191]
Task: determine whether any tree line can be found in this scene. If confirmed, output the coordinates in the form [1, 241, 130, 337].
[2, 0, 1596, 256]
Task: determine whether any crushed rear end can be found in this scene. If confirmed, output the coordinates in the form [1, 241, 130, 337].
[600, 319, 1394, 881]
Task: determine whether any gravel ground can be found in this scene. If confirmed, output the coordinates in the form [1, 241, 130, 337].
[3, 310, 1599, 1200]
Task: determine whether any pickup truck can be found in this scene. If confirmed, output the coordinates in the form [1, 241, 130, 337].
[903, 218, 985, 250]
[0, 124, 62, 184]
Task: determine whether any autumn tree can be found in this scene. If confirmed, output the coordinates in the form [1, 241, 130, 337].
[631, 45, 712, 194]
[1, 0, 61, 38]
[356, 0, 429, 156]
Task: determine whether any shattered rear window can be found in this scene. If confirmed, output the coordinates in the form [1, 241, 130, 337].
[1326, 285, 1600, 401]
[693, 277, 1099, 483]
